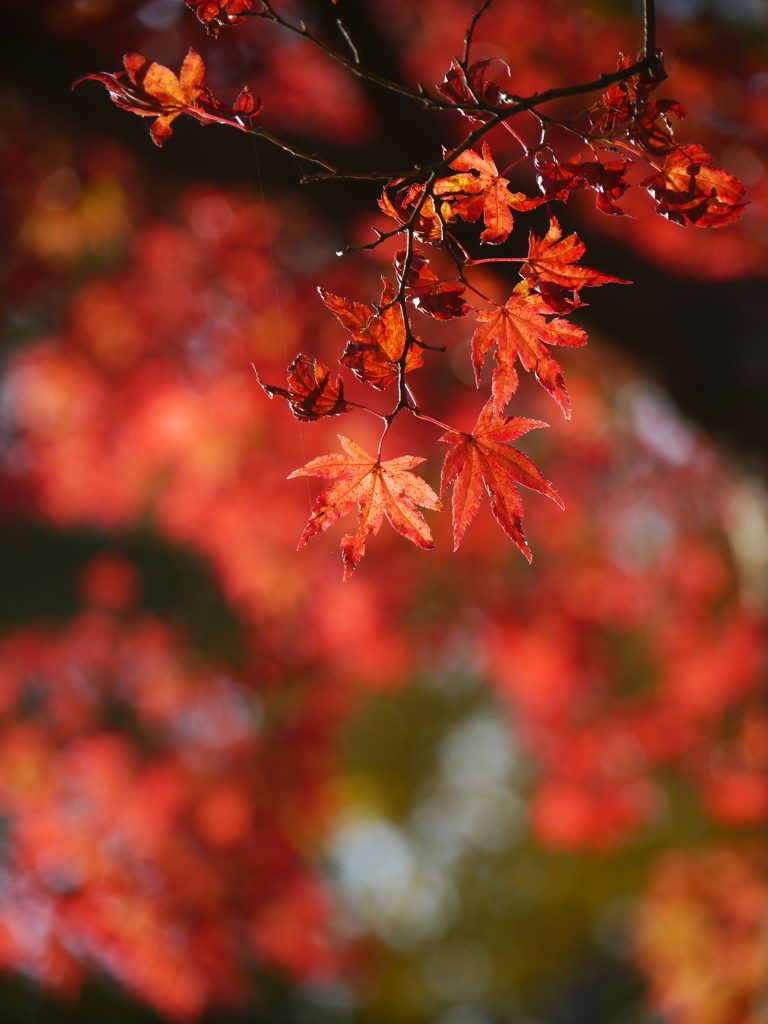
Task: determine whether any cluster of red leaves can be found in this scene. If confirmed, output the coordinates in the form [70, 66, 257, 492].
[3, 135, 767, 1011]
[383, 0, 766, 278]
[260, 161, 635, 575]
[253, 46, 744, 577]
[73, 0, 749, 579]
[183, 0, 260, 36]
[440, 54, 748, 230]
[0, 581, 345, 1020]
[5, 2, 767, 1014]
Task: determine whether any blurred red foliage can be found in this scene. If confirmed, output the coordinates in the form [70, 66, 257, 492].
[635, 846, 768, 1024]
[2, 1, 767, 1020]
[0, 595, 346, 1019]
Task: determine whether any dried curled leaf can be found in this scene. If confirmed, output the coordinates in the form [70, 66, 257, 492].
[640, 145, 748, 227]
[379, 181, 444, 243]
[438, 58, 510, 116]
[395, 249, 472, 320]
[593, 52, 669, 143]
[320, 280, 424, 391]
[183, 0, 260, 35]
[254, 354, 352, 421]
[289, 436, 443, 580]
[440, 400, 562, 559]
[535, 154, 632, 216]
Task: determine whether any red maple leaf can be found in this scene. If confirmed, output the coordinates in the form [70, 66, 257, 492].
[75, 50, 260, 146]
[579, 158, 633, 215]
[471, 283, 587, 418]
[593, 53, 667, 138]
[440, 400, 563, 558]
[535, 154, 588, 201]
[254, 354, 352, 421]
[521, 216, 630, 304]
[437, 58, 508, 115]
[627, 99, 686, 155]
[640, 145, 748, 227]
[183, 0, 259, 35]
[379, 182, 444, 242]
[435, 142, 544, 244]
[289, 437, 443, 580]
[395, 249, 472, 320]
[535, 154, 632, 216]
[320, 280, 424, 390]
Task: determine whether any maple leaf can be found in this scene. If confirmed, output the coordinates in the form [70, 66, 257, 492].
[395, 249, 471, 320]
[521, 216, 630, 306]
[435, 142, 544, 244]
[254, 354, 352, 421]
[289, 436, 443, 580]
[579, 158, 633, 215]
[471, 283, 587, 419]
[75, 50, 206, 145]
[437, 58, 509, 116]
[640, 145, 748, 227]
[593, 52, 667, 138]
[440, 400, 563, 558]
[319, 280, 424, 390]
[535, 154, 632, 216]
[74, 49, 260, 145]
[379, 182, 444, 242]
[233, 85, 260, 118]
[183, 0, 259, 35]
[627, 99, 686, 155]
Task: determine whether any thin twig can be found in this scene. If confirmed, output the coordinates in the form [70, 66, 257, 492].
[462, 0, 496, 68]
[251, 0, 448, 109]
[299, 52, 663, 184]
[644, 0, 657, 59]
[336, 18, 360, 65]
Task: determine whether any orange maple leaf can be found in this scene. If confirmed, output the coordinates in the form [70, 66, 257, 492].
[76, 49, 206, 145]
[471, 284, 587, 418]
[435, 141, 544, 244]
[521, 215, 630, 302]
[320, 280, 424, 390]
[440, 400, 563, 559]
[75, 49, 260, 145]
[289, 437, 443, 580]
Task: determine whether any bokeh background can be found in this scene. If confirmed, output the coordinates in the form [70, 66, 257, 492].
[0, 1, 767, 1022]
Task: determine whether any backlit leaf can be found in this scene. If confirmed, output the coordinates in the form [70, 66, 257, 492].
[289, 436, 443, 580]
[435, 142, 544, 244]
[471, 284, 587, 418]
[440, 400, 562, 557]
[254, 354, 352, 421]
